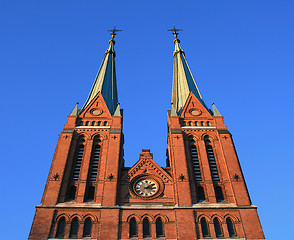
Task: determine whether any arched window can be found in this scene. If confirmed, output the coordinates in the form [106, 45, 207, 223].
[204, 136, 220, 182]
[197, 186, 206, 202]
[143, 218, 150, 238]
[89, 136, 101, 182]
[129, 217, 137, 238]
[86, 186, 95, 201]
[72, 136, 85, 181]
[69, 217, 79, 238]
[83, 218, 92, 237]
[188, 121, 192, 126]
[207, 121, 210, 126]
[67, 185, 76, 201]
[91, 121, 95, 126]
[195, 121, 198, 126]
[55, 217, 66, 238]
[156, 218, 164, 237]
[98, 121, 101, 126]
[201, 121, 204, 126]
[103, 121, 107, 126]
[200, 218, 209, 238]
[85, 121, 89, 126]
[226, 218, 236, 237]
[213, 218, 223, 238]
[215, 186, 224, 202]
[190, 141, 202, 182]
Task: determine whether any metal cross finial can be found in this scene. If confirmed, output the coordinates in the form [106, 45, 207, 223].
[108, 25, 122, 40]
[168, 25, 183, 39]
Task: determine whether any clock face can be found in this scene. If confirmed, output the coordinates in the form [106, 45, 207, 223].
[135, 179, 158, 197]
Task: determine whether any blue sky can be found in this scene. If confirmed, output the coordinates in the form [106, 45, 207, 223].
[1, 1, 293, 239]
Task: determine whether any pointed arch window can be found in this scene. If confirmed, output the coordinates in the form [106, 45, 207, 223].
[226, 218, 236, 237]
[213, 218, 223, 238]
[72, 136, 85, 181]
[204, 136, 220, 182]
[200, 218, 210, 238]
[69, 217, 79, 238]
[143, 218, 150, 238]
[156, 217, 164, 237]
[55, 217, 66, 238]
[189, 138, 202, 182]
[197, 186, 206, 202]
[215, 186, 224, 202]
[89, 136, 101, 182]
[129, 217, 137, 238]
[83, 218, 92, 237]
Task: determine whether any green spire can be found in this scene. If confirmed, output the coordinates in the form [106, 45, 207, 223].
[171, 32, 208, 115]
[82, 37, 118, 115]
[212, 103, 222, 116]
[69, 102, 79, 116]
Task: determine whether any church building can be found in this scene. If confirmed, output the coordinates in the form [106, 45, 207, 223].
[29, 28, 265, 240]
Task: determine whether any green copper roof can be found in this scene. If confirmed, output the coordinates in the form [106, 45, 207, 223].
[82, 39, 118, 115]
[172, 38, 208, 114]
[212, 103, 222, 116]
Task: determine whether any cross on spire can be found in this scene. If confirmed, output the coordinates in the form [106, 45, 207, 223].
[168, 25, 183, 39]
[108, 25, 122, 40]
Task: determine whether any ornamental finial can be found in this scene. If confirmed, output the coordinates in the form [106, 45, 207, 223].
[107, 25, 122, 40]
[168, 25, 183, 40]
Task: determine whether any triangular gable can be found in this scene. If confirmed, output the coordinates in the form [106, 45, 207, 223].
[79, 92, 112, 118]
[122, 154, 172, 184]
[180, 92, 213, 119]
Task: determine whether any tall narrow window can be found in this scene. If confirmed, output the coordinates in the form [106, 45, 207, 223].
[156, 218, 164, 237]
[204, 136, 220, 182]
[190, 143, 202, 182]
[213, 218, 223, 238]
[67, 185, 76, 201]
[226, 218, 236, 237]
[69, 217, 79, 238]
[103, 121, 107, 126]
[129, 217, 137, 238]
[89, 136, 101, 182]
[143, 218, 150, 238]
[72, 136, 85, 181]
[86, 186, 95, 201]
[55, 217, 66, 238]
[83, 218, 92, 237]
[91, 121, 95, 126]
[197, 186, 206, 202]
[215, 186, 224, 202]
[200, 218, 209, 237]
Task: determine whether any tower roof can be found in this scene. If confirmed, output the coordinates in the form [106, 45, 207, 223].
[171, 36, 208, 115]
[81, 38, 118, 115]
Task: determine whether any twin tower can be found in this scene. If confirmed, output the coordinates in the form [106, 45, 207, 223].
[29, 31, 265, 240]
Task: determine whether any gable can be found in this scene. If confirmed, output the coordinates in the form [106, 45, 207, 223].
[80, 92, 112, 118]
[122, 156, 172, 184]
[180, 92, 213, 119]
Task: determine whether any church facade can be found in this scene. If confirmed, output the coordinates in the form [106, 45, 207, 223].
[29, 31, 265, 240]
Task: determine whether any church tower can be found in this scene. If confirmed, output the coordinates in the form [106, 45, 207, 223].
[29, 29, 265, 240]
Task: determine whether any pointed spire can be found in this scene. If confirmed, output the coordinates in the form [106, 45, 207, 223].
[113, 103, 121, 116]
[212, 103, 222, 116]
[69, 102, 79, 116]
[170, 27, 208, 114]
[82, 28, 121, 115]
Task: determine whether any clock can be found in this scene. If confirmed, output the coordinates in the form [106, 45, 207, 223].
[129, 175, 163, 199]
[189, 108, 202, 116]
[135, 179, 158, 197]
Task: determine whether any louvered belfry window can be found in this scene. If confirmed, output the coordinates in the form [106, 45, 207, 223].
[189, 138, 202, 182]
[89, 136, 101, 182]
[72, 136, 85, 181]
[204, 136, 220, 182]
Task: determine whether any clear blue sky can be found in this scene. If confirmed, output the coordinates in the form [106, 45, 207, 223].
[1, 1, 293, 239]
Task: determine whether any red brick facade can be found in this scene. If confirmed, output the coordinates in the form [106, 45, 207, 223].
[29, 58, 265, 240]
